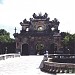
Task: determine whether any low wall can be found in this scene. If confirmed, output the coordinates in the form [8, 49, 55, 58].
[40, 54, 75, 73]
[42, 61, 75, 73]
[0, 53, 20, 61]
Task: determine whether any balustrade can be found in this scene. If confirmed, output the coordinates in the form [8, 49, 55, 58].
[0, 53, 20, 61]
[41, 54, 75, 73]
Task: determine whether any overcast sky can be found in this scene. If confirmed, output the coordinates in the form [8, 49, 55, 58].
[0, 0, 75, 38]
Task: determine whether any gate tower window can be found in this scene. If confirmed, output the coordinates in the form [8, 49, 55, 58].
[38, 26, 43, 31]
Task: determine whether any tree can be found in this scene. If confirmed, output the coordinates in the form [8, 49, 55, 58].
[61, 32, 70, 46]
[0, 29, 14, 43]
[61, 32, 75, 54]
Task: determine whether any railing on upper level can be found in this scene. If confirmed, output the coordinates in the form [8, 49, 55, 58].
[48, 54, 75, 59]
[0, 53, 20, 61]
[47, 54, 75, 63]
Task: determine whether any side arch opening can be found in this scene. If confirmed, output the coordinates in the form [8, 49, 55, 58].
[22, 44, 29, 55]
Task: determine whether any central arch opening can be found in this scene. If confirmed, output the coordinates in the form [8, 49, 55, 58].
[36, 43, 44, 55]
[22, 44, 29, 55]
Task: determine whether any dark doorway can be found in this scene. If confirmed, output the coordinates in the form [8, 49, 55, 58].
[22, 44, 29, 55]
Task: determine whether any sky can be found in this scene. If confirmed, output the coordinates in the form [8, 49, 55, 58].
[0, 0, 75, 38]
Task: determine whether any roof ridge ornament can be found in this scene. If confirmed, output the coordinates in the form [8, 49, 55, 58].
[52, 18, 60, 25]
[33, 12, 48, 19]
[39, 12, 42, 16]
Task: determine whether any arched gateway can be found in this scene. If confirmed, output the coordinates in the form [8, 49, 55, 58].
[14, 13, 61, 55]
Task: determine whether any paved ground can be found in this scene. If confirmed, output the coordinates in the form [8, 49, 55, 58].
[0, 55, 51, 75]
[0, 55, 72, 75]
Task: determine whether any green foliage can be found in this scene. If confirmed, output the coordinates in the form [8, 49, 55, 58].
[0, 29, 10, 36]
[63, 33, 75, 44]
[61, 32, 73, 45]
[63, 36, 69, 45]
[0, 29, 14, 43]
[61, 32, 75, 53]
[36, 44, 44, 50]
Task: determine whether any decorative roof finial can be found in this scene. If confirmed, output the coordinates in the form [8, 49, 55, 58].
[39, 12, 42, 16]
[14, 27, 17, 33]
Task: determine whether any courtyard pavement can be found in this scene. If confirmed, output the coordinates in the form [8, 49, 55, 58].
[0, 55, 52, 75]
[0, 55, 74, 75]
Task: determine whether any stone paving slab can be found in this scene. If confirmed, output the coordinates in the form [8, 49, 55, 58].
[0, 56, 51, 75]
[0, 55, 74, 75]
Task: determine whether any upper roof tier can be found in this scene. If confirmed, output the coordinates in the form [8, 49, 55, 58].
[20, 13, 60, 26]
[33, 13, 48, 19]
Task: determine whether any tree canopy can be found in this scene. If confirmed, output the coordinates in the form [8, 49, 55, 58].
[0, 29, 14, 43]
[61, 32, 75, 54]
